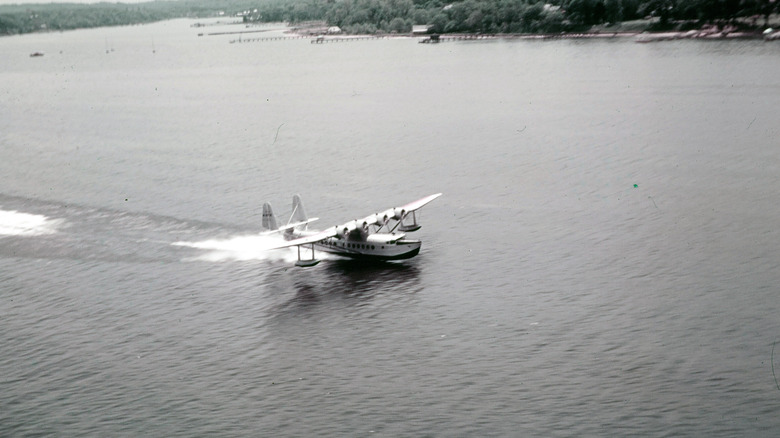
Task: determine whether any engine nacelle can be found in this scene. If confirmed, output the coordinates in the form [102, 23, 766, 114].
[337, 220, 369, 240]
[369, 213, 389, 227]
[392, 208, 406, 220]
[336, 222, 355, 239]
[352, 221, 370, 240]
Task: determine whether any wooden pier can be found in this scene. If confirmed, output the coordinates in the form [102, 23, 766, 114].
[229, 35, 309, 44]
[227, 32, 631, 45]
[310, 35, 389, 43]
[228, 34, 392, 44]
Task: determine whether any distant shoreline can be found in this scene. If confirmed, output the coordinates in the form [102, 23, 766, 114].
[288, 29, 778, 44]
[6, 15, 778, 44]
[287, 20, 779, 43]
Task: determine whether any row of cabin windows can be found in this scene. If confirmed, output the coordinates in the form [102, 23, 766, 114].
[324, 240, 382, 250]
[348, 243, 376, 250]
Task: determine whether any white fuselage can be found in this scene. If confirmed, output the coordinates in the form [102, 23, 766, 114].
[287, 231, 421, 260]
[315, 237, 421, 260]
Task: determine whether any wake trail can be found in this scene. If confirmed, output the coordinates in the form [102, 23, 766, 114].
[0, 208, 63, 237]
[0, 196, 319, 265]
[173, 234, 333, 263]
[173, 234, 296, 262]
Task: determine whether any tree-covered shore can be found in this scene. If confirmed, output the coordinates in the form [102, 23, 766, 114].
[0, 1, 260, 35]
[2, 0, 778, 37]
[255, 0, 779, 34]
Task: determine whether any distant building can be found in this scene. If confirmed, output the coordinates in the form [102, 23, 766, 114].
[412, 25, 431, 35]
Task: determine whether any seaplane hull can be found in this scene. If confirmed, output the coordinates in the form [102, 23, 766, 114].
[313, 239, 421, 261]
[263, 194, 441, 267]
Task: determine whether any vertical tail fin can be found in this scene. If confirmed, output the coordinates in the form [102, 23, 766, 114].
[262, 202, 278, 231]
[291, 194, 308, 223]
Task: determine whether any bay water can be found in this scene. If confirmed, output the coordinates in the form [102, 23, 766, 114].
[2, 20, 780, 436]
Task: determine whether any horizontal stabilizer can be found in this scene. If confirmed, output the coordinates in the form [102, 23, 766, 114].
[265, 227, 339, 250]
[260, 218, 319, 235]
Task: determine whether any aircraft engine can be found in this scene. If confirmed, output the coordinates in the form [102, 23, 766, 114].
[392, 208, 406, 220]
[369, 213, 390, 227]
[359, 221, 370, 239]
[337, 221, 358, 240]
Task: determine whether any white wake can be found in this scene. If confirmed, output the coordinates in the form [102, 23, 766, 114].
[0, 209, 62, 237]
[172, 234, 305, 263]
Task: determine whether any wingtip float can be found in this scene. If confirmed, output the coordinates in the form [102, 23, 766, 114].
[262, 193, 442, 267]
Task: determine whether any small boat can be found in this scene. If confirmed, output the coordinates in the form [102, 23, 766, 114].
[29, 52, 44, 57]
[419, 34, 440, 44]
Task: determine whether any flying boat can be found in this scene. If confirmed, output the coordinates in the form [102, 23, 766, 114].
[262, 193, 442, 267]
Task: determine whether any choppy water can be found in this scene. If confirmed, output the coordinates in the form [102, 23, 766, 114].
[2, 20, 780, 436]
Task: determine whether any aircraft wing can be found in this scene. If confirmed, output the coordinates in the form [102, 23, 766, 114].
[265, 193, 442, 250]
[264, 227, 338, 250]
[365, 193, 443, 224]
[398, 193, 443, 213]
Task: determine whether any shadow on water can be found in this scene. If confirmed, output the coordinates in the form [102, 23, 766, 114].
[316, 258, 421, 295]
[267, 259, 422, 314]
[323, 258, 421, 279]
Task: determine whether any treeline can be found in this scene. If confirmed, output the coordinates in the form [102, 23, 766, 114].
[246, 0, 779, 34]
[0, 1, 260, 35]
[245, 0, 569, 33]
[1, 3, 172, 34]
[564, 0, 778, 28]
[1, 0, 778, 36]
